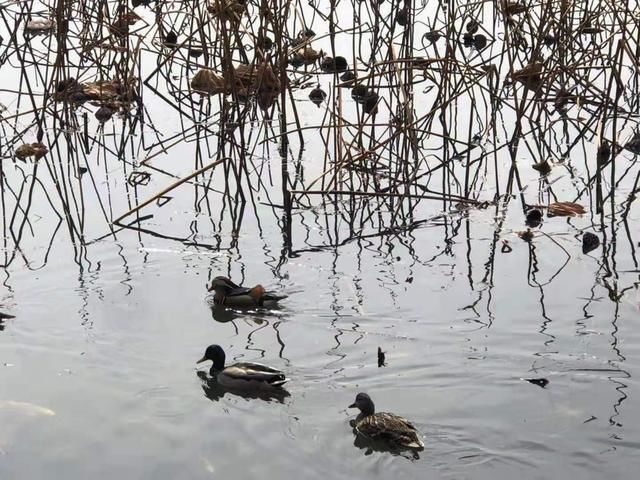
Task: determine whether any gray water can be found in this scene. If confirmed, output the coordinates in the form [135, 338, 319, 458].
[2, 1, 640, 479]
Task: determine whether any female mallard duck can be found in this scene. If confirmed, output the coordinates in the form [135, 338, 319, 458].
[197, 344, 288, 390]
[207, 276, 286, 308]
[349, 393, 424, 450]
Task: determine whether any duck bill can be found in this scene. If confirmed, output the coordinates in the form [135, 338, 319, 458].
[196, 356, 207, 364]
[348, 403, 357, 409]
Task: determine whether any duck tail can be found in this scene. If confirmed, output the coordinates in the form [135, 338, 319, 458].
[406, 438, 425, 449]
[270, 375, 289, 387]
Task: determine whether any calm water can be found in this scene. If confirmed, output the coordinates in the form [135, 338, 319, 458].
[2, 1, 640, 479]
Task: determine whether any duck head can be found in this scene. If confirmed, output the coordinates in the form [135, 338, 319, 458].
[197, 344, 226, 371]
[207, 276, 239, 293]
[349, 392, 375, 416]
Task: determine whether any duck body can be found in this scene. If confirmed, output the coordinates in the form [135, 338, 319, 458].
[214, 362, 288, 390]
[349, 393, 424, 450]
[197, 345, 288, 391]
[208, 276, 286, 308]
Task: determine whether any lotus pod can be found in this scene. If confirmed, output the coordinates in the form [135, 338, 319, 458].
[582, 232, 600, 254]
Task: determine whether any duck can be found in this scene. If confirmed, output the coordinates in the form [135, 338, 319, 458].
[348, 392, 424, 450]
[207, 276, 286, 308]
[197, 344, 288, 390]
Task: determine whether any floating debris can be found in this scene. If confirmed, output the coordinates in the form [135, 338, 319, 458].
[377, 347, 386, 367]
[517, 229, 534, 242]
[15, 142, 48, 161]
[0, 312, 15, 320]
[582, 232, 600, 254]
[547, 201, 586, 217]
[0, 400, 55, 416]
[523, 378, 549, 388]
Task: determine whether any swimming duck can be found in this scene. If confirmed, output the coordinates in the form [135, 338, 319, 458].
[207, 276, 286, 307]
[197, 344, 288, 390]
[349, 393, 424, 450]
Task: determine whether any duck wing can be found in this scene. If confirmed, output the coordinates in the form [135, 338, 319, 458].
[226, 286, 253, 297]
[356, 412, 424, 449]
[224, 362, 288, 386]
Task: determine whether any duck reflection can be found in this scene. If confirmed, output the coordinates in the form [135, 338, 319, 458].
[209, 304, 240, 323]
[197, 371, 290, 403]
[350, 424, 421, 459]
[209, 303, 275, 326]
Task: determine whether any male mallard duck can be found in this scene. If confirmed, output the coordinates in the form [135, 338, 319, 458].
[207, 276, 286, 307]
[349, 393, 424, 450]
[197, 344, 288, 390]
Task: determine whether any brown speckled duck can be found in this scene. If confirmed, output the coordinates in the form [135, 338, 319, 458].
[349, 392, 424, 451]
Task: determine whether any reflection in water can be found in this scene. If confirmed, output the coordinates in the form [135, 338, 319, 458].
[0, 1, 639, 478]
[209, 303, 281, 328]
[0, 311, 14, 332]
[196, 371, 290, 404]
[349, 419, 420, 461]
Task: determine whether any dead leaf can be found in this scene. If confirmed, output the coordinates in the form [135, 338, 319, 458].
[15, 142, 48, 161]
[191, 69, 226, 95]
[548, 201, 586, 217]
[208, 0, 246, 23]
[25, 18, 54, 33]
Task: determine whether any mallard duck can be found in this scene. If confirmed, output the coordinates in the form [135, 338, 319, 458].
[207, 276, 286, 307]
[197, 344, 288, 390]
[349, 393, 424, 450]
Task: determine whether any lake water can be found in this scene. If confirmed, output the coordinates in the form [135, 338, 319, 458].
[2, 1, 640, 479]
